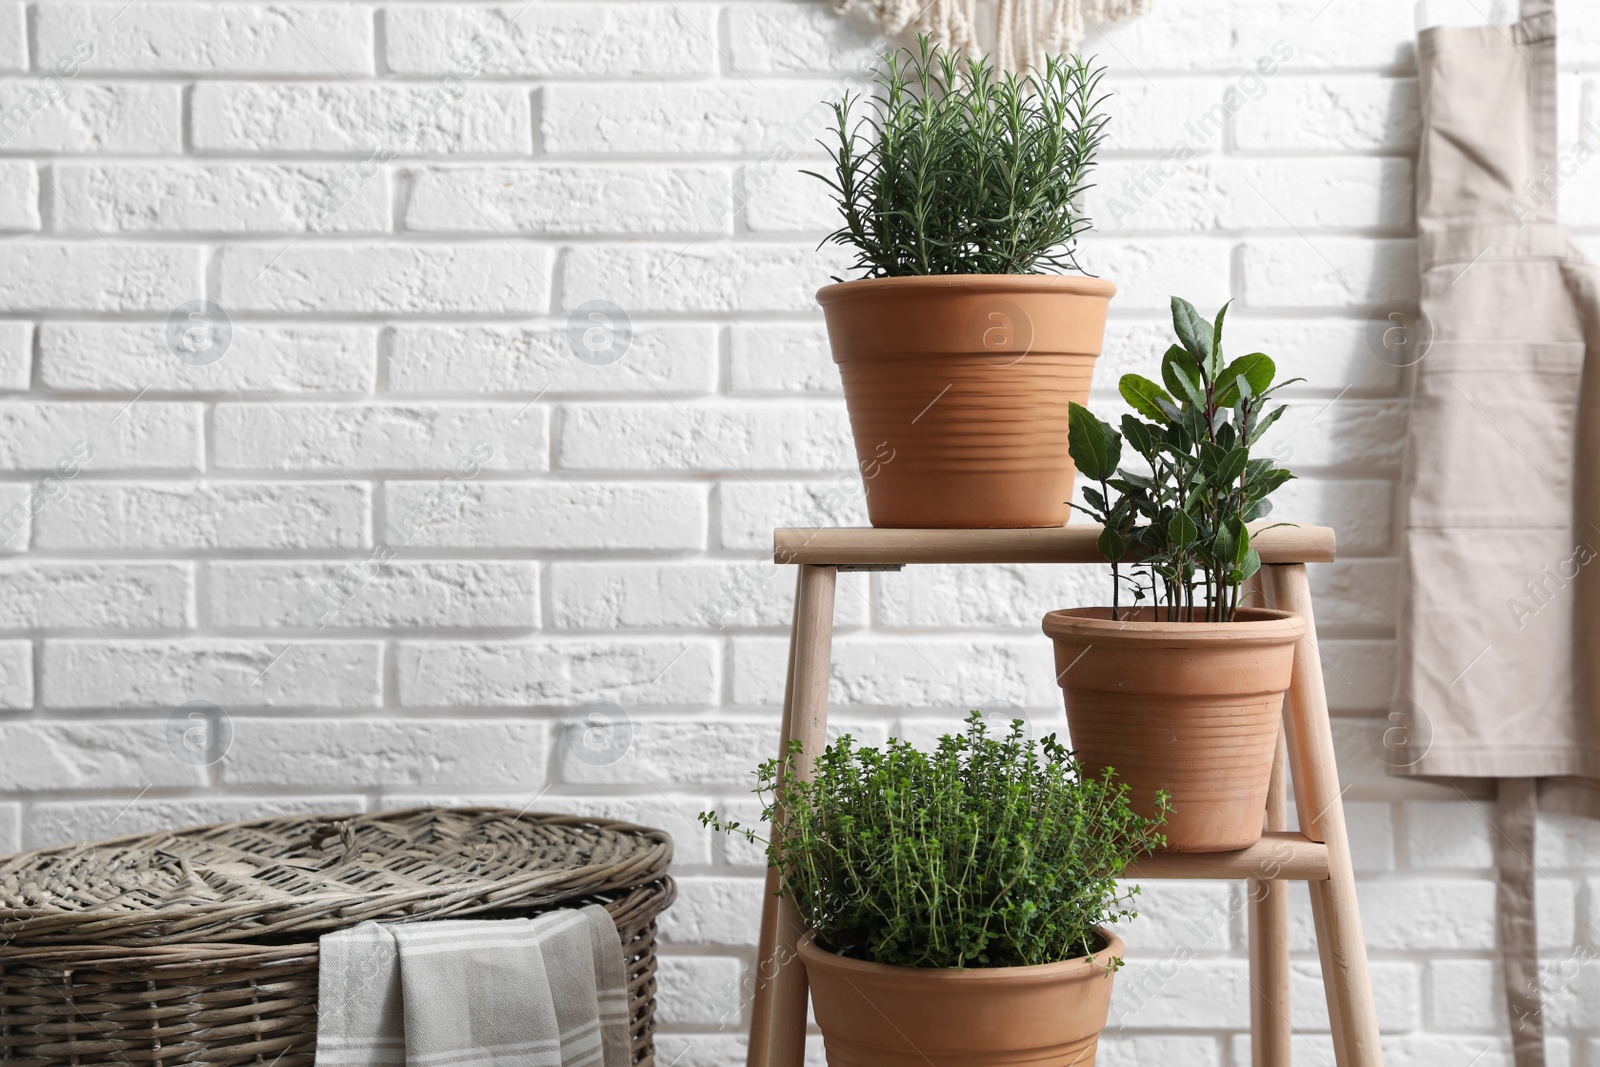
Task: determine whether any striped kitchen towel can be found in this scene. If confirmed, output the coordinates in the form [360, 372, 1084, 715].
[315, 905, 630, 1067]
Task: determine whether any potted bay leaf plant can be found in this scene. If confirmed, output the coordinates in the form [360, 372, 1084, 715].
[809, 39, 1115, 528]
[1044, 296, 1306, 853]
[703, 714, 1167, 1066]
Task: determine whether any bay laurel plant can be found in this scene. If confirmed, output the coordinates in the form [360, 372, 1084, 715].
[700, 713, 1167, 969]
[1067, 296, 1300, 623]
[807, 37, 1110, 277]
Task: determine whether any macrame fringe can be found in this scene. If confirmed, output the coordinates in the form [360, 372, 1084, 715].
[835, 0, 1150, 72]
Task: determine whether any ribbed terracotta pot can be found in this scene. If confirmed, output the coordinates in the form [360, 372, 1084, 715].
[817, 275, 1116, 529]
[1042, 607, 1307, 853]
[798, 927, 1123, 1067]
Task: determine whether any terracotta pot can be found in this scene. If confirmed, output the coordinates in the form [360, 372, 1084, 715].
[798, 926, 1123, 1067]
[817, 275, 1116, 529]
[1042, 606, 1307, 853]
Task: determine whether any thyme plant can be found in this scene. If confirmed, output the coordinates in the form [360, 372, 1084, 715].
[808, 38, 1109, 277]
[1067, 297, 1300, 623]
[701, 713, 1167, 969]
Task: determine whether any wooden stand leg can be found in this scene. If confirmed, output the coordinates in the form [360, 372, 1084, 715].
[755, 565, 837, 1067]
[746, 570, 806, 1067]
[1269, 564, 1383, 1067]
[1250, 727, 1292, 1067]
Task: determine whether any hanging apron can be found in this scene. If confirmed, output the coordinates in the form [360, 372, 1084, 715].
[1396, 1, 1600, 1063]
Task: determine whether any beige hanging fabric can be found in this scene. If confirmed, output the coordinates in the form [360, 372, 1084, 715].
[1395, 0, 1600, 1063]
[831, 0, 1151, 72]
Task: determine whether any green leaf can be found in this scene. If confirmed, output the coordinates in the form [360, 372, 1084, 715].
[1248, 404, 1288, 445]
[1238, 549, 1262, 582]
[1214, 353, 1276, 407]
[1168, 509, 1197, 549]
[1210, 300, 1232, 376]
[1121, 414, 1158, 458]
[1067, 402, 1121, 481]
[1170, 296, 1213, 367]
[1082, 485, 1107, 512]
[1096, 526, 1125, 563]
[1119, 374, 1176, 424]
[1160, 345, 1204, 406]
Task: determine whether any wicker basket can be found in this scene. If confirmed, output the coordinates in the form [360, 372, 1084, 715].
[0, 807, 676, 1067]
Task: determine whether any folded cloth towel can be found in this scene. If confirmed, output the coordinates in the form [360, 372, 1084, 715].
[316, 905, 630, 1067]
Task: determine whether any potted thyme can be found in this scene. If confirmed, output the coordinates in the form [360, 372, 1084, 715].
[703, 714, 1166, 1066]
[809, 38, 1114, 528]
[1043, 296, 1306, 852]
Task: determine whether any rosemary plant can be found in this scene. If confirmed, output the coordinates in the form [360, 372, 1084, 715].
[1067, 297, 1300, 623]
[808, 38, 1110, 278]
[701, 713, 1167, 969]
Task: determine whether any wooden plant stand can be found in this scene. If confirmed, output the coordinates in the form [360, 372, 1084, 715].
[745, 524, 1382, 1067]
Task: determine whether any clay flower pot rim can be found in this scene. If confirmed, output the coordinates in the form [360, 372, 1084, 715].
[817, 273, 1118, 305]
[795, 926, 1124, 984]
[1042, 605, 1307, 646]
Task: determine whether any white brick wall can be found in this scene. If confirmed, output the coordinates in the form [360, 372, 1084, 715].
[4, 0, 1600, 1063]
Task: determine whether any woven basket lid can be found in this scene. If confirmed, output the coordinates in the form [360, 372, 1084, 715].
[0, 806, 672, 947]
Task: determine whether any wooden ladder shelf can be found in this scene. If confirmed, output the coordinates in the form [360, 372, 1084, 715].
[746, 523, 1382, 1067]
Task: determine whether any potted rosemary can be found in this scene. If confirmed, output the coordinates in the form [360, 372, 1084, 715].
[809, 39, 1113, 528]
[1044, 296, 1306, 852]
[703, 714, 1166, 1066]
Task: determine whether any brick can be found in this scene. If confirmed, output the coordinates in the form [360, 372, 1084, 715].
[0, 3, 21, 71]
[659, 875, 765, 946]
[1098, 0, 1413, 71]
[727, 323, 837, 394]
[651, 1035, 748, 1067]
[37, 3, 374, 75]
[40, 324, 377, 394]
[1431, 957, 1600, 1031]
[221, 719, 547, 788]
[0, 321, 28, 390]
[1241, 238, 1418, 308]
[1111, 960, 1249, 1029]
[543, 81, 836, 155]
[1342, 800, 1398, 871]
[1114, 880, 1239, 952]
[1536, 809, 1600, 867]
[0, 483, 30, 552]
[219, 245, 550, 314]
[0, 160, 37, 230]
[0, 81, 181, 153]
[387, 324, 716, 395]
[1097, 316, 1403, 403]
[459, 792, 717, 867]
[562, 244, 849, 313]
[0, 721, 205, 789]
[384, 481, 706, 551]
[1075, 238, 1233, 311]
[1355, 879, 1497, 950]
[0, 562, 191, 629]
[0, 244, 198, 312]
[560, 401, 852, 472]
[717, 479, 869, 550]
[1091, 158, 1412, 233]
[385, 4, 716, 76]
[205, 561, 538, 629]
[1319, 641, 1396, 713]
[0, 403, 201, 470]
[1306, 559, 1398, 632]
[731, 634, 1058, 709]
[1289, 959, 1419, 1032]
[1102, 77, 1227, 153]
[53, 162, 389, 234]
[547, 561, 867, 630]
[1235, 76, 1419, 152]
[876, 563, 1107, 629]
[742, 163, 834, 233]
[655, 956, 744, 1026]
[1405, 800, 1495, 868]
[192, 82, 532, 155]
[1255, 399, 1408, 471]
[0, 802, 17, 853]
[42, 640, 382, 708]
[398, 637, 718, 708]
[727, 5, 880, 72]
[213, 404, 546, 471]
[1265, 478, 1393, 556]
[25, 795, 366, 851]
[1098, 1036, 1221, 1067]
[1330, 714, 1473, 802]
[406, 164, 728, 235]
[0, 638, 29, 707]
